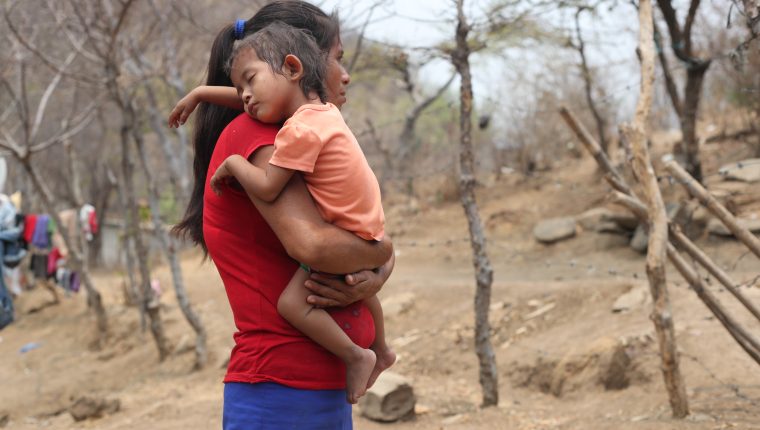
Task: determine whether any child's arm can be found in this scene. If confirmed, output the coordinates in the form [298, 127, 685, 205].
[210, 154, 294, 203]
[168, 86, 242, 128]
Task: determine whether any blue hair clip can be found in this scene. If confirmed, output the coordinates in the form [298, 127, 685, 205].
[234, 19, 246, 40]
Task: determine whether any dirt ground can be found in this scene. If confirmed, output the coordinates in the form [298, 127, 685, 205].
[2, 148, 760, 429]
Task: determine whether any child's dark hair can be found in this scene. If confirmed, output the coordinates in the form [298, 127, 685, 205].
[227, 22, 328, 103]
[173, 1, 340, 252]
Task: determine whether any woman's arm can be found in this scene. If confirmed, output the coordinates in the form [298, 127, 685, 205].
[305, 250, 395, 308]
[248, 145, 393, 275]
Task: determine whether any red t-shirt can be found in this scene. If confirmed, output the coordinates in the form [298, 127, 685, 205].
[203, 113, 375, 390]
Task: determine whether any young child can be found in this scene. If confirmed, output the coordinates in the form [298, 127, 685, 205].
[170, 22, 394, 404]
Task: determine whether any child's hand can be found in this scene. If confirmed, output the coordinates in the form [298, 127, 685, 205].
[209, 158, 234, 196]
[168, 91, 199, 128]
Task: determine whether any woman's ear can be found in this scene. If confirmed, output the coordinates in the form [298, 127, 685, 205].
[283, 55, 304, 81]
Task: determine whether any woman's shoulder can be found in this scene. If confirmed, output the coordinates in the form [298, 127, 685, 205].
[223, 113, 280, 139]
[219, 113, 280, 153]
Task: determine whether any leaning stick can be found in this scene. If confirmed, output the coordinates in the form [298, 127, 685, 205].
[611, 192, 760, 323]
[559, 107, 632, 196]
[667, 243, 760, 366]
[561, 104, 760, 372]
[611, 192, 760, 365]
[665, 160, 760, 260]
[669, 227, 760, 323]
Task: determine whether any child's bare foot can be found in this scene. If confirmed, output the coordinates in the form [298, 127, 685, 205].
[366, 346, 396, 389]
[345, 347, 376, 404]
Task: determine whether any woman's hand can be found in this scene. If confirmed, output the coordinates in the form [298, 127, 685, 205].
[168, 90, 200, 128]
[304, 252, 395, 308]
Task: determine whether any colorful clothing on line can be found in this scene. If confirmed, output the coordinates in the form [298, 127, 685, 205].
[31, 215, 50, 249]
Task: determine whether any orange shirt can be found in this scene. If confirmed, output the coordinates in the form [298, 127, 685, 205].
[269, 103, 385, 241]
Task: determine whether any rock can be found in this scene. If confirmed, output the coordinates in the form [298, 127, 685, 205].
[0, 412, 8, 428]
[707, 217, 760, 236]
[523, 303, 555, 320]
[359, 371, 415, 422]
[577, 208, 636, 233]
[629, 225, 648, 253]
[612, 286, 649, 313]
[533, 217, 577, 244]
[577, 208, 612, 231]
[670, 200, 708, 239]
[605, 211, 639, 231]
[719, 159, 760, 183]
[68, 396, 120, 421]
[381, 292, 415, 319]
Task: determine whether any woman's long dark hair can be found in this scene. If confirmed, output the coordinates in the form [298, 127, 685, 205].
[173, 0, 340, 252]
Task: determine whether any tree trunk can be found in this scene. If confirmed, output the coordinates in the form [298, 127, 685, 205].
[114, 168, 144, 321]
[20, 160, 108, 346]
[624, 0, 689, 417]
[120, 105, 170, 361]
[678, 63, 709, 182]
[452, 0, 498, 407]
[133, 123, 207, 370]
[574, 8, 608, 153]
[653, 21, 682, 119]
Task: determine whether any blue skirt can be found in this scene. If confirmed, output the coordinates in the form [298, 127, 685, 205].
[223, 382, 352, 430]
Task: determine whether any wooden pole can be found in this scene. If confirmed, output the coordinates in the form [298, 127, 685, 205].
[621, 0, 689, 417]
[559, 107, 630, 195]
[669, 227, 760, 322]
[611, 192, 760, 365]
[664, 160, 760, 260]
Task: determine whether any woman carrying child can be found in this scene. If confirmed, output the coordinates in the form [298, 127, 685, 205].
[171, 1, 395, 429]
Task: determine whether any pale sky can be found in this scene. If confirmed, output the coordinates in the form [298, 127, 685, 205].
[319, 0, 642, 132]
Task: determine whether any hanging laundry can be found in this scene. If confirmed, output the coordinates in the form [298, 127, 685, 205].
[9, 192, 21, 211]
[79, 204, 96, 241]
[47, 248, 63, 277]
[23, 214, 37, 243]
[30, 254, 48, 280]
[31, 215, 50, 249]
[69, 272, 80, 293]
[88, 210, 98, 236]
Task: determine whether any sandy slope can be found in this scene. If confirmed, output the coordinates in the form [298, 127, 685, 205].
[2, 156, 760, 429]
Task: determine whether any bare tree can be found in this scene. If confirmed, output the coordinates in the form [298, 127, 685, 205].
[622, 0, 689, 417]
[656, 0, 712, 182]
[389, 51, 456, 195]
[0, 29, 108, 345]
[7, 0, 174, 359]
[570, 6, 609, 153]
[132, 117, 208, 369]
[450, 0, 498, 407]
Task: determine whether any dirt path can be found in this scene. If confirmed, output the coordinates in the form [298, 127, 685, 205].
[2, 157, 760, 429]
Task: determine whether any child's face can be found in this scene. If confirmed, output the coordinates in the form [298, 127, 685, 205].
[230, 48, 298, 124]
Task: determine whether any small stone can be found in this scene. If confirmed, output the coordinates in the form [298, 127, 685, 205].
[612, 286, 649, 313]
[707, 217, 760, 236]
[719, 158, 760, 183]
[359, 372, 415, 422]
[441, 414, 465, 425]
[629, 225, 648, 253]
[68, 396, 120, 421]
[533, 217, 577, 244]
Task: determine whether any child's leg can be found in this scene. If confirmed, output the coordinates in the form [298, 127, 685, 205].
[277, 268, 376, 404]
[363, 295, 396, 389]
